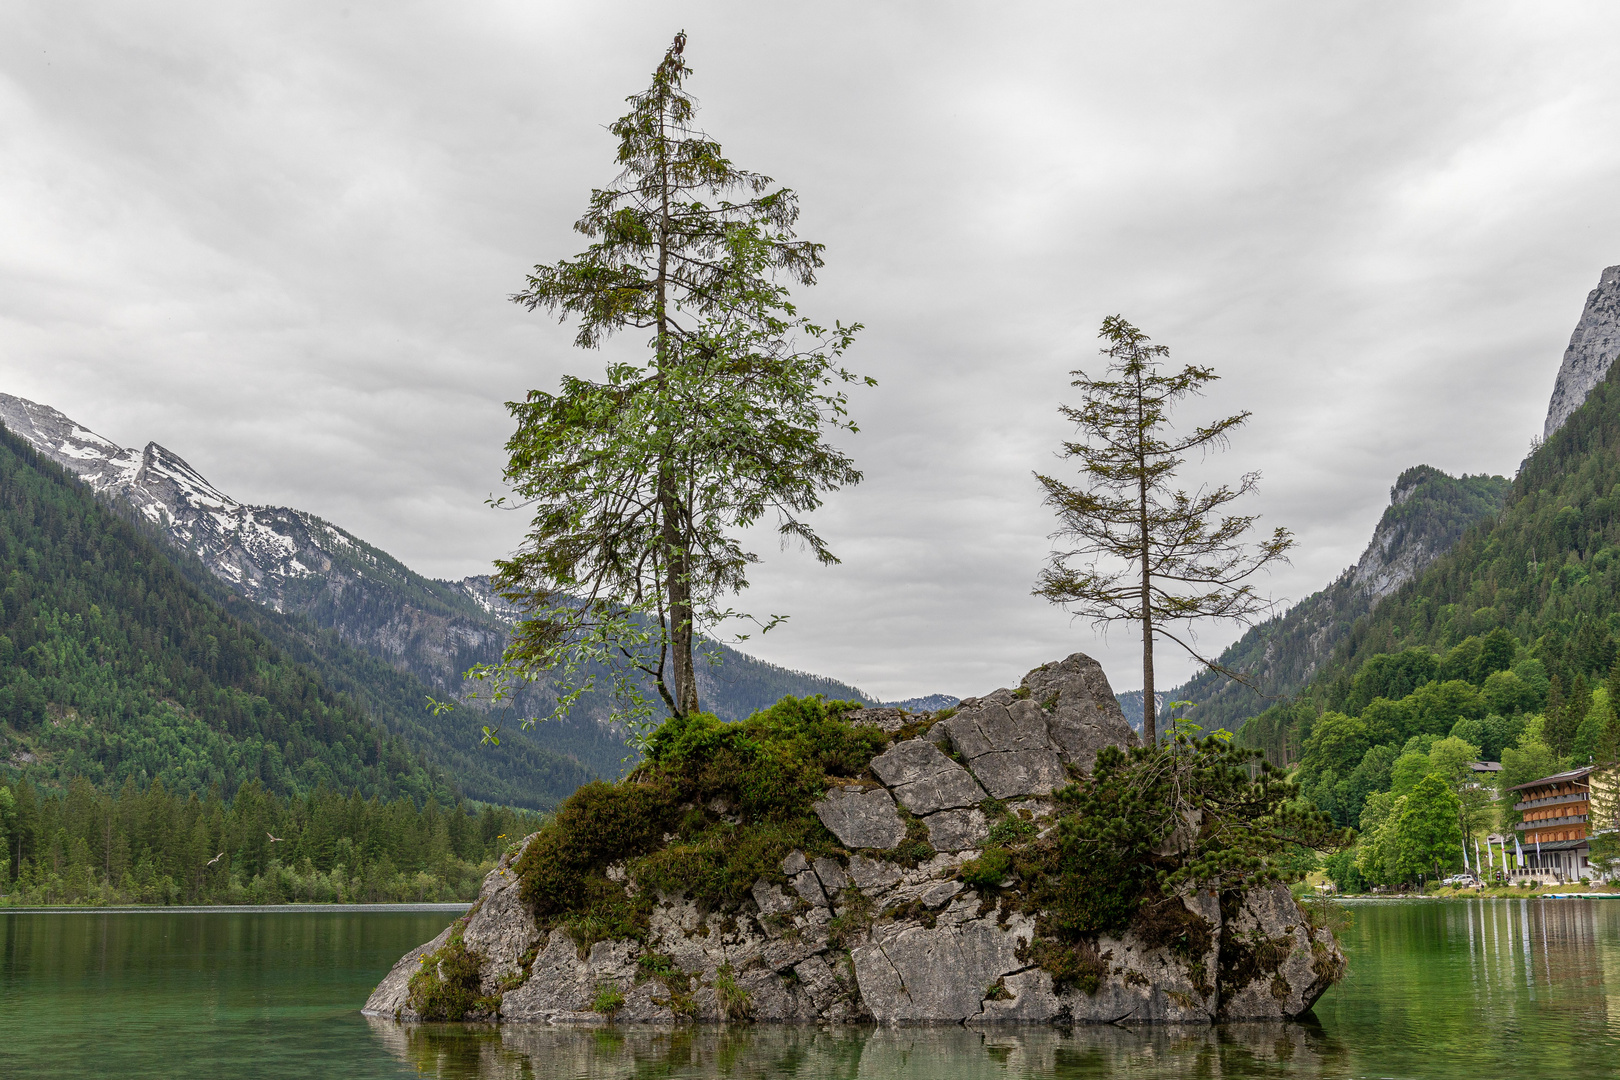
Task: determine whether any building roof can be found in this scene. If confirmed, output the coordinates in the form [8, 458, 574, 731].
[1507, 765, 1595, 793]
[1525, 838, 1588, 852]
[1470, 761, 1502, 772]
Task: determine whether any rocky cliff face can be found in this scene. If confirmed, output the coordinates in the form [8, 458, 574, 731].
[1545, 265, 1620, 439]
[365, 654, 1344, 1026]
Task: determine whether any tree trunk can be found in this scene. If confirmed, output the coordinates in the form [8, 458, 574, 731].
[651, 90, 698, 719]
[1138, 370, 1155, 746]
[660, 479, 699, 717]
[1141, 579, 1155, 745]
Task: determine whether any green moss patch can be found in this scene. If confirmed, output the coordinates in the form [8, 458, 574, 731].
[407, 927, 501, 1021]
[513, 697, 885, 946]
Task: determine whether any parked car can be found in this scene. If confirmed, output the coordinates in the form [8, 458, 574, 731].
[1440, 875, 1476, 887]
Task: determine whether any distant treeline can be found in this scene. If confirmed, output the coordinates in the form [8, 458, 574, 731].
[0, 776, 546, 906]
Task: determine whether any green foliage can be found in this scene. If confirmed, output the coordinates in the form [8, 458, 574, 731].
[408, 928, 497, 1021]
[0, 774, 539, 906]
[590, 984, 625, 1014]
[1323, 849, 1364, 893]
[959, 847, 1013, 888]
[713, 964, 752, 1020]
[489, 33, 869, 729]
[514, 697, 887, 945]
[1391, 775, 1464, 882]
[1020, 736, 1348, 946]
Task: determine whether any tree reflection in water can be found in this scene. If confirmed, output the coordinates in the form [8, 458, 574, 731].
[364, 1018, 1348, 1079]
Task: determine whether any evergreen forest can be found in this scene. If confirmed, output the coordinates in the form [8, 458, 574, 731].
[0, 774, 542, 905]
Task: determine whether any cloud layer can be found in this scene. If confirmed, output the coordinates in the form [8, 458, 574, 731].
[4, 2, 1618, 701]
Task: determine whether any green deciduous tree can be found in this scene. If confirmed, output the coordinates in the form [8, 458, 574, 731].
[1034, 317, 1293, 744]
[1393, 774, 1464, 883]
[482, 33, 870, 733]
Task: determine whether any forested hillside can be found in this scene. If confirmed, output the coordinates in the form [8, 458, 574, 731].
[1160, 466, 1509, 733]
[0, 426, 593, 806]
[0, 774, 544, 905]
[1233, 359, 1620, 887]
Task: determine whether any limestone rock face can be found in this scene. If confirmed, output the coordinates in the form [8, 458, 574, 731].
[1546, 264, 1620, 439]
[364, 836, 541, 1021]
[1218, 884, 1344, 1021]
[365, 653, 1345, 1028]
[812, 785, 907, 850]
[937, 654, 1139, 798]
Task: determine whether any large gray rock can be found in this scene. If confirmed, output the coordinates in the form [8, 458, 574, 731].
[852, 917, 1030, 1023]
[937, 654, 1138, 796]
[923, 807, 990, 852]
[364, 655, 1348, 1029]
[363, 833, 540, 1020]
[1218, 884, 1344, 1020]
[812, 785, 907, 850]
[363, 919, 458, 1020]
[937, 701, 1067, 799]
[1545, 264, 1620, 439]
[1020, 654, 1140, 772]
[869, 740, 987, 814]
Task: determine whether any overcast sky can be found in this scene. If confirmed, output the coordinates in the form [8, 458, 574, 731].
[3, 2, 1619, 701]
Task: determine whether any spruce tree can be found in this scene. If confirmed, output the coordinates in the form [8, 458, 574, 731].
[1034, 316, 1293, 744]
[488, 33, 868, 730]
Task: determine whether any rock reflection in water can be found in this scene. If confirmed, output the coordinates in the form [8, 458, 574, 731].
[364, 1019, 1347, 1079]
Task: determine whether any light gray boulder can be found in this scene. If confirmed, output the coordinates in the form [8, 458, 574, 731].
[844, 707, 914, 734]
[363, 833, 540, 1020]
[1020, 653, 1140, 772]
[936, 653, 1139, 797]
[812, 785, 907, 850]
[847, 855, 903, 897]
[1218, 884, 1343, 1020]
[869, 740, 987, 814]
[923, 807, 990, 852]
[365, 653, 1348, 1029]
[852, 917, 1029, 1023]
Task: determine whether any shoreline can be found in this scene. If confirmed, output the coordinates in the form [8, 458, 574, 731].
[1334, 891, 1620, 902]
[0, 902, 473, 914]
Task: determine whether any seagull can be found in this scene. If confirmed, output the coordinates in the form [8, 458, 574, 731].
[207, 852, 225, 866]
[267, 832, 284, 843]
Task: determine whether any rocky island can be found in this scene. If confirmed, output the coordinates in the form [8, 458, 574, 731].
[365, 653, 1346, 1026]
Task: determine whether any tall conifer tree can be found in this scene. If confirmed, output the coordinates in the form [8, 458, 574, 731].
[1034, 316, 1293, 744]
[488, 33, 869, 730]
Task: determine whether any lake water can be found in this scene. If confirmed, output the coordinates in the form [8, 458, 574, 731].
[4, 898, 1620, 1077]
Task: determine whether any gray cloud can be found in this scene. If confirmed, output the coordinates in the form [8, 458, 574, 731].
[3, 2, 1618, 701]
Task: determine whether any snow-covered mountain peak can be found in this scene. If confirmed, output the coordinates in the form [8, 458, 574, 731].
[0, 393, 143, 491]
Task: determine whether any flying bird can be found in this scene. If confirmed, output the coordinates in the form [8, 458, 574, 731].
[207, 852, 224, 866]
[267, 832, 284, 843]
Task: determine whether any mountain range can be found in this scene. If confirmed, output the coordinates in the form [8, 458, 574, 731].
[0, 394, 926, 806]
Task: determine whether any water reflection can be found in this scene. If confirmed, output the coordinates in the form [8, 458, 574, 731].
[365, 1020, 1350, 1080]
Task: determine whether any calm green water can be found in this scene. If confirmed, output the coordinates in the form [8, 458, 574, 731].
[3, 898, 1620, 1078]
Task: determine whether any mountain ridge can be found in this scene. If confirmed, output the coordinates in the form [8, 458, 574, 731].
[0, 394, 893, 743]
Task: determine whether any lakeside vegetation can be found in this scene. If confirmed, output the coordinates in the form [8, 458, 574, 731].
[0, 775, 544, 906]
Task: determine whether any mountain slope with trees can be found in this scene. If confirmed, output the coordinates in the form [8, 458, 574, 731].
[0, 425, 603, 807]
[1228, 357, 1620, 887]
[1155, 466, 1510, 734]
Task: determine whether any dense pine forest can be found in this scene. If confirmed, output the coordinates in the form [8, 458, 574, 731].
[0, 775, 543, 905]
